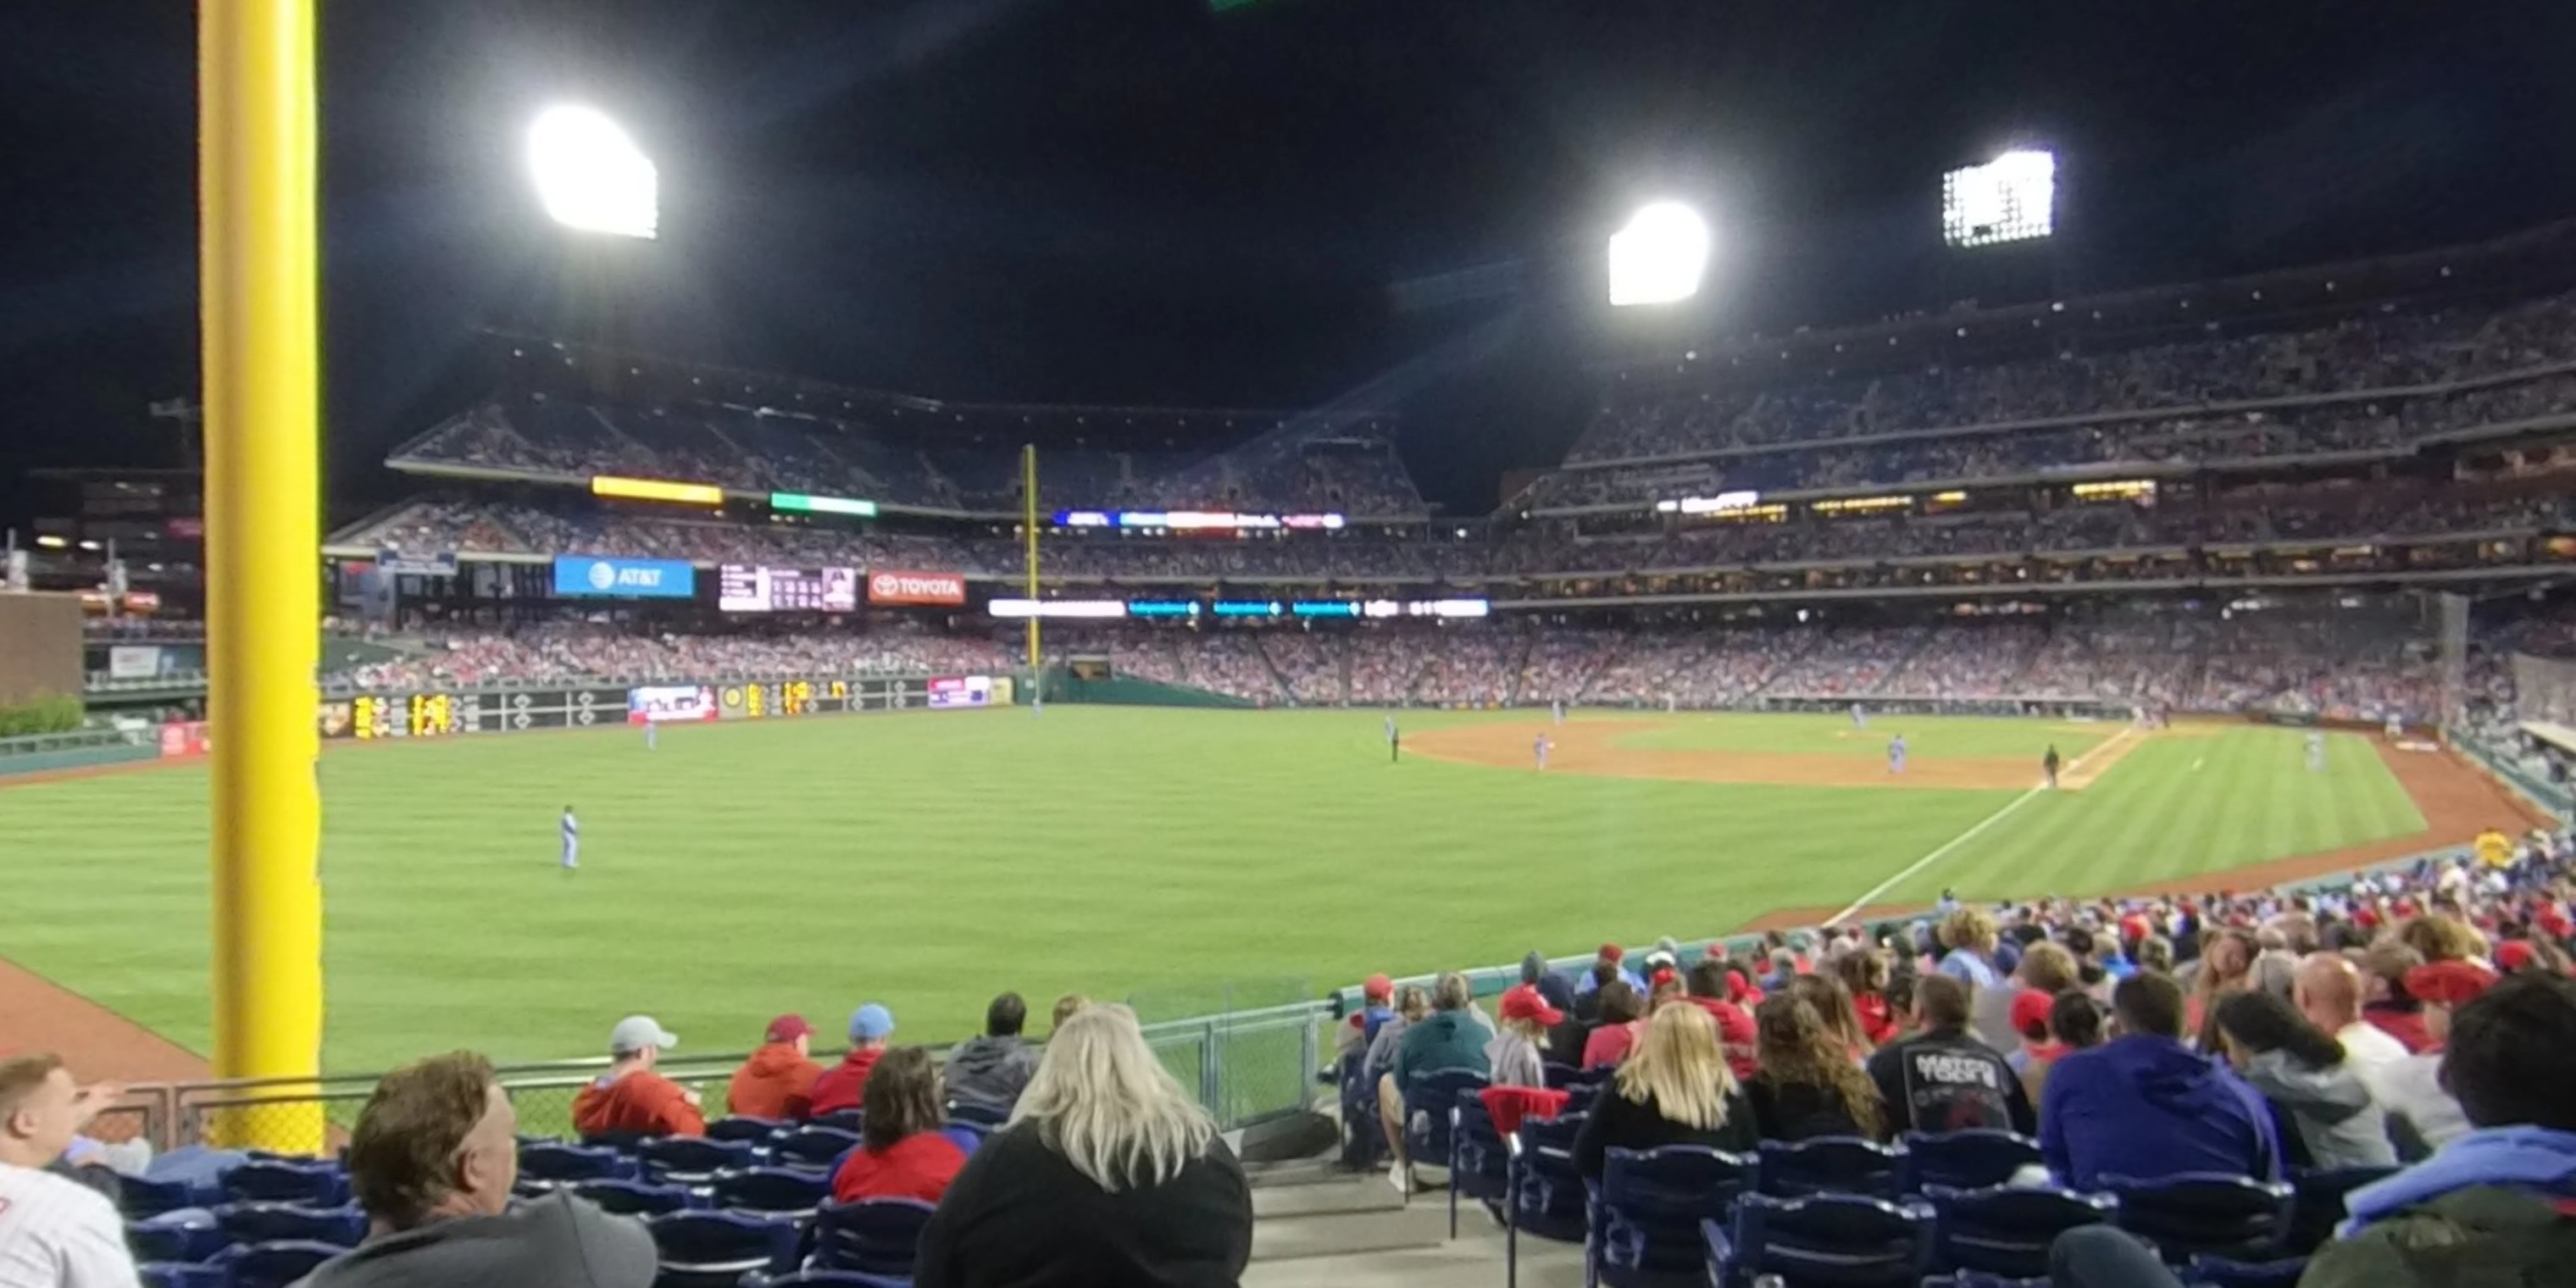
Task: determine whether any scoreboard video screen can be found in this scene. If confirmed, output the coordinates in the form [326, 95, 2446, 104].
[718, 564, 860, 613]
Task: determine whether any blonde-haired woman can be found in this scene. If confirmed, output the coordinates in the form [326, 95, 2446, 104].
[1571, 1002, 1756, 1180]
[915, 1003, 1251, 1288]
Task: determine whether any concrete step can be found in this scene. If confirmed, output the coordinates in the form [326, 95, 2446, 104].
[1252, 1173, 1407, 1219]
[1249, 1200, 1453, 1263]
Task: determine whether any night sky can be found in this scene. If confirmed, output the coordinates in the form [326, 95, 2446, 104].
[4, 0, 2573, 523]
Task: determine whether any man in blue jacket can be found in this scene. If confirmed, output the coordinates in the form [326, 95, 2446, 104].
[2040, 971, 2280, 1189]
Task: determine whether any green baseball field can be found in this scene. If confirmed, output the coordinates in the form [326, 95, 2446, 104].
[0, 708, 2490, 1074]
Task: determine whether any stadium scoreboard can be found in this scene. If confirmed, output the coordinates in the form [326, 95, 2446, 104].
[1943, 150, 2056, 248]
[718, 564, 860, 613]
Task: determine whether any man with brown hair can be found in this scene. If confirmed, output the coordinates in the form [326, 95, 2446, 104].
[1866, 974, 2035, 1136]
[308, 1051, 655, 1288]
[0, 1054, 139, 1288]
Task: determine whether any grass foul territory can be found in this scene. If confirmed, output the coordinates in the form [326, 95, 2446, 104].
[0, 708, 2423, 1073]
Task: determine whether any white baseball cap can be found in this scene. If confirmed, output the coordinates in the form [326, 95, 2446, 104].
[609, 1014, 678, 1055]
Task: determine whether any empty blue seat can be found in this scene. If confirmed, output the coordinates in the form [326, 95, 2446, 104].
[213, 1240, 346, 1288]
[2285, 1165, 2397, 1255]
[575, 1179, 698, 1217]
[710, 1168, 832, 1219]
[645, 1210, 802, 1288]
[127, 1216, 229, 1266]
[1448, 1090, 1511, 1240]
[1924, 1184, 2118, 1280]
[1589, 1145, 1755, 1287]
[120, 1176, 201, 1221]
[138, 1262, 227, 1288]
[769, 1126, 862, 1172]
[1337, 1052, 1385, 1172]
[641, 1137, 758, 1186]
[1541, 1061, 1585, 1090]
[1509, 1112, 1591, 1245]
[583, 1130, 652, 1155]
[519, 1141, 640, 1191]
[706, 1117, 788, 1146]
[809, 1198, 936, 1279]
[1757, 1135, 1905, 1198]
[741, 1272, 908, 1288]
[2100, 1173, 2293, 1263]
[809, 1109, 864, 1134]
[214, 1203, 366, 1250]
[1710, 1191, 1936, 1288]
[219, 1161, 345, 1208]
[2187, 1253, 2310, 1288]
[1901, 1130, 2044, 1192]
[1403, 1069, 1490, 1169]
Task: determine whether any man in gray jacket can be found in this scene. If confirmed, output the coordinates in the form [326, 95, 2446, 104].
[945, 992, 1043, 1114]
[302, 1052, 656, 1288]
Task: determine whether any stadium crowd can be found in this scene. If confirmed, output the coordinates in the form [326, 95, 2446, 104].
[22, 817, 2574, 1288]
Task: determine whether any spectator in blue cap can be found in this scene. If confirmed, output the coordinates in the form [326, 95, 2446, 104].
[808, 1003, 895, 1118]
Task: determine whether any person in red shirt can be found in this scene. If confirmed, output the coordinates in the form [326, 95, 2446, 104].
[572, 1015, 706, 1138]
[830, 1046, 968, 1204]
[1835, 949, 1904, 1047]
[808, 1002, 895, 1118]
[1581, 981, 1646, 1069]
[2360, 941, 2436, 1053]
[1683, 960, 1760, 1081]
[726, 1014, 822, 1120]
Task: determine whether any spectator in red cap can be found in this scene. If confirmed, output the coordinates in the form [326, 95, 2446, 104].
[1487, 985, 1561, 1088]
[1336, 974, 1398, 1064]
[2376, 959, 2501, 1152]
[726, 1014, 822, 1121]
[1576, 945, 1646, 997]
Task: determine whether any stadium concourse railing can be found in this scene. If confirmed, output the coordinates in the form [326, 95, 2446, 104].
[96, 998, 1331, 1154]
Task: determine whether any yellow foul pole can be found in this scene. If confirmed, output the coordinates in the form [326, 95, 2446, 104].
[202, 0, 325, 1150]
[1023, 444, 1041, 670]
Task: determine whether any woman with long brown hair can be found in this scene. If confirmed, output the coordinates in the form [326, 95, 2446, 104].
[830, 1046, 968, 1203]
[2187, 926, 2258, 1052]
[1834, 950, 1903, 1047]
[1746, 996, 1886, 1141]
[1786, 973, 1875, 1060]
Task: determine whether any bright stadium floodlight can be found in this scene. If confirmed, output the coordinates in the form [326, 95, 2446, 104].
[528, 105, 658, 239]
[1607, 202, 1710, 306]
[1943, 148, 2055, 248]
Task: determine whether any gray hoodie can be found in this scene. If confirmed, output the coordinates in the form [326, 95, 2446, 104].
[2240, 1050, 2398, 1171]
[297, 1192, 655, 1288]
[945, 1034, 1042, 1111]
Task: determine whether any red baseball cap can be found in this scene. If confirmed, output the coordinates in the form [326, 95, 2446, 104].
[2495, 941, 2535, 974]
[1363, 973, 1394, 1001]
[2405, 960, 2500, 1007]
[1600, 943, 1626, 963]
[1499, 984, 1564, 1026]
[2009, 989, 2054, 1041]
[763, 1013, 813, 1044]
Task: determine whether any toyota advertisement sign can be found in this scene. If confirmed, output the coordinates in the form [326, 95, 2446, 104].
[866, 569, 967, 607]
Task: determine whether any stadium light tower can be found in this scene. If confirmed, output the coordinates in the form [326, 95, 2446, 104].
[1607, 202, 1711, 307]
[528, 105, 658, 239]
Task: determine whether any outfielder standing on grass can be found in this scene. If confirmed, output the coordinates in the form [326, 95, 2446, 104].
[560, 806, 580, 874]
[1387, 716, 1400, 764]
[2044, 744, 2062, 789]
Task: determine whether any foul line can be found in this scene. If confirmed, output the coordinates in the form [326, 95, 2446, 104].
[1823, 726, 2146, 926]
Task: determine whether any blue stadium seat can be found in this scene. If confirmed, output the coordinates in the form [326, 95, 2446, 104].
[2285, 1165, 2397, 1255]
[213, 1202, 366, 1250]
[944, 1099, 1008, 1129]
[575, 1179, 699, 1217]
[127, 1215, 229, 1266]
[2186, 1253, 2310, 1288]
[119, 1176, 202, 1221]
[769, 1127, 862, 1173]
[1403, 1069, 1490, 1171]
[1338, 1052, 1385, 1172]
[1756, 1135, 1905, 1198]
[1923, 1184, 2118, 1280]
[642, 1137, 758, 1186]
[809, 1109, 865, 1134]
[1541, 1061, 1584, 1090]
[583, 1130, 652, 1155]
[1709, 1191, 1936, 1288]
[518, 1141, 641, 1191]
[709, 1168, 832, 1219]
[212, 1240, 347, 1288]
[1900, 1129, 2044, 1192]
[1587, 1145, 1754, 1288]
[645, 1211, 802, 1288]
[707, 1117, 789, 1146]
[1918, 1275, 2048, 1288]
[218, 1161, 345, 1208]
[1448, 1090, 1511, 1240]
[2099, 1173, 2293, 1263]
[741, 1272, 907, 1288]
[1508, 1113, 1591, 1245]
[809, 1198, 936, 1280]
[138, 1262, 227, 1288]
